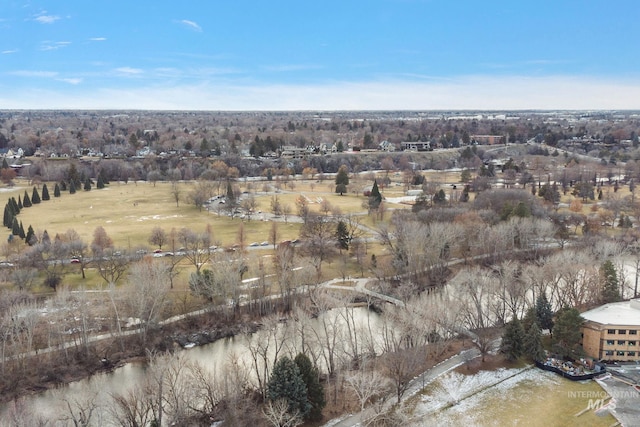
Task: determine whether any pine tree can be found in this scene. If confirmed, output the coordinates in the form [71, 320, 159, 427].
[294, 353, 326, 421]
[67, 163, 80, 189]
[54, 183, 61, 197]
[10, 197, 19, 215]
[69, 181, 76, 194]
[368, 179, 382, 210]
[60, 181, 67, 192]
[11, 217, 20, 236]
[97, 175, 105, 189]
[433, 189, 447, 205]
[460, 185, 470, 202]
[3, 204, 9, 228]
[17, 195, 22, 210]
[18, 221, 25, 239]
[552, 307, 584, 359]
[267, 356, 311, 419]
[31, 186, 41, 204]
[42, 183, 50, 201]
[535, 294, 554, 332]
[601, 260, 621, 303]
[501, 318, 525, 361]
[42, 230, 51, 246]
[335, 165, 349, 195]
[523, 321, 545, 362]
[25, 225, 35, 245]
[336, 220, 349, 250]
[84, 177, 92, 191]
[22, 190, 31, 207]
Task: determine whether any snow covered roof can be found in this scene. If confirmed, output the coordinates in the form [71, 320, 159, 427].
[581, 299, 640, 327]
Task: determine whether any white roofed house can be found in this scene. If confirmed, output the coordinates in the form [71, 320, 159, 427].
[581, 299, 640, 362]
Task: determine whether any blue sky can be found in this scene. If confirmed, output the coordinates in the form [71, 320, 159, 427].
[1, 0, 640, 110]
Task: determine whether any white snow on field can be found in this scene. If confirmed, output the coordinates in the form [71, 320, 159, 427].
[385, 196, 418, 204]
[134, 214, 185, 221]
[409, 366, 554, 426]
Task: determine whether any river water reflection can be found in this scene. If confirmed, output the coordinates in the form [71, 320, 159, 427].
[0, 306, 382, 424]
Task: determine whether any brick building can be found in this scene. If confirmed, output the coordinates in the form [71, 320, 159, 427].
[581, 299, 640, 362]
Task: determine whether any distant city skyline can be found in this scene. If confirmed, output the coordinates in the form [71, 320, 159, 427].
[1, 0, 639, 110]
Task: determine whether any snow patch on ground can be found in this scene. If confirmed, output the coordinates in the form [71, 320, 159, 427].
[409, 366, 542, 425]
[134, 214, 185, 221]
[385, 196, 417, 204]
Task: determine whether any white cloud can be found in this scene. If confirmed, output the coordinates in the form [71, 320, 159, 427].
[34, 13, 60, 24]
[58, 78, 82, 85]
[2, 50, 18, 54]
[178, 19, 202, 32]
[89, 37, 107, 42]
[262, 64, 322, 72]
[3, 75, 640, 110]
[40, 41, 71, 51]
[8, 70, 58, 78]
[114, 67, 144, 75]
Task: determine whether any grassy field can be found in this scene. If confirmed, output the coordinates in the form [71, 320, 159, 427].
[2, 177, 409, 291]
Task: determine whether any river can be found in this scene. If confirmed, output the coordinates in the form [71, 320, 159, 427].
[0, 306, 383, 425]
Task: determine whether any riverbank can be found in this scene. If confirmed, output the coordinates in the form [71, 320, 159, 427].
[0, 311, 256, 403]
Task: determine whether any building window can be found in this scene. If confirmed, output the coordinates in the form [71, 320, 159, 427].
[629, 341, 637, 346]
[618, 340, 626, 345]
[607, 329, 616, 334]
[630, 330, 638, 335]
[619, 330, 627, 334]
[606, 340, 615, 345]
[617, 351, 626, 356]
[629, 352, 636, 357]
[605, 350, 614, 356]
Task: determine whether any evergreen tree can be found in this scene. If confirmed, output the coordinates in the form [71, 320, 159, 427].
[59, 181, 67, 192]
[18, 221, 25, 239]
[460, 185, 470, 202]
[500, 318, 525, 361]
[11, 217, 19, 236]
[17, 195, 22, 210]
[336, 220, 349, 250]
[1, 158, 7, 169]
[522, 306, 536, 332]
[31, 186, 41, 204]
[266, 356, 311, 419]
[335, 165, 349, 195]
[42, 183, 50, 201]
[97, 174, 105, 189]
[601, 260, 621, 303]
[523, 321, 545, 362]
[100, 169, 109, 185]
[368, 179, 383, 210]
[69, 181, 76, 194]
[552, 307, 584, 359]
[433, 189, 447, 205]
[42, 230, 51, 246]
[3, 205, 9, 228]
[84, 177, 92, 191]
[294, 353, 326, 421]
[535, 294, 554, 331]
[10, 197, 18, 214]
[67, 163, 80, 189]
[54, 183, 61, 197]
[25, 225, 35, 245]
[22, 190, 31, 207]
